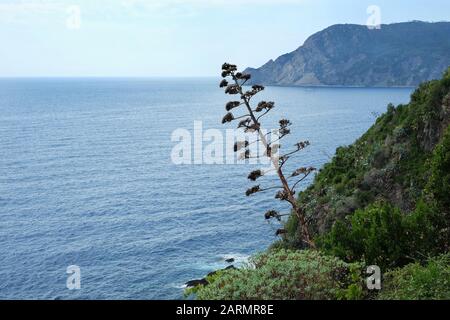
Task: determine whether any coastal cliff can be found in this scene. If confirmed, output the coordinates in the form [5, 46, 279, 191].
[245, 22, 450, 87]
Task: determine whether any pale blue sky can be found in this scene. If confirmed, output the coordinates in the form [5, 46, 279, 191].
[1, 0, 449, 77]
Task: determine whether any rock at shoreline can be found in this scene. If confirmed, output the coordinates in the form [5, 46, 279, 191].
[186, 265, 237, 288]
[207, 265, 236, 278]
[185, 279, 208, 288]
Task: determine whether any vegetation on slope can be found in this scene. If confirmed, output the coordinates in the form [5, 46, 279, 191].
[189, 68, 450, 300]
[287, 67, 450, 248]
[379, 253, 450, 300]
[317, 200, 447, 270]
[187, 249, 365, 300]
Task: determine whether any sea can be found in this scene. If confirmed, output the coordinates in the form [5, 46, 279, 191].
[0, 78, 413, 299]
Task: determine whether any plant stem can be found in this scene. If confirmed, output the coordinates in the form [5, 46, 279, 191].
[232, 76, 315, 248]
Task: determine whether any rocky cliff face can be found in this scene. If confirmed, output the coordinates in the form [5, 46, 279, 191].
[245, 22, 450, 87]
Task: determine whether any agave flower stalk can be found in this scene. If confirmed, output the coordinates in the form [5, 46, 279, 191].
[220, 63, 316, 248]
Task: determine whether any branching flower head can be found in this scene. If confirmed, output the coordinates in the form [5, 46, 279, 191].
[219, 79, 228, 88]
[221, 63, 237, 77]
[222, 112, 234, 124]
[264, 210, 280, 220]
[252, 85, 265, 92]
[256, 101, 275, 112]
[226, 101, 241, 111]
[222, 63, 237, 72]
[291, 166, 316, 177]
[246, 185, 261, 197]
[248, 170, 264, 181]
[242, 90, 257, 100]
[295, 141, 310, 151]
[235, 72, 251, 81]
[225, 85, 240, 95]
[279, 119, 292, 129]
[275, 190, 293, 201]
[279, 127, 291, 136]
[222, 70, 231, 78]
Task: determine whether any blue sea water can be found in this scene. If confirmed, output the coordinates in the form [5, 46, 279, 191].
[0, 78, 412, 299]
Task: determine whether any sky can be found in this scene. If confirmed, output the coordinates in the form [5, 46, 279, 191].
[1, 0, 449, 77]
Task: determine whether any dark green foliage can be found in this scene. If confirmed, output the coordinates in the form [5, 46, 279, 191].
[195, 70, 450, 301]
[189, 249, 365, 300]
[263, 70, 450, 300]
[317, 203, 410, 269]
[318, 199, 448, 270]
[289, 67, 450, 241]
[427, 126, 450, 211]
[379, 254, 450, 300]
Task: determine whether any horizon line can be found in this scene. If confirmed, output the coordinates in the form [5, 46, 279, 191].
[0, 75, 219, 79]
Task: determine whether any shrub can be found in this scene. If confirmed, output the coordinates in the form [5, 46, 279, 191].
[317, 203, 410, 270]
[190, 249, 365, 300]
[317, 200, 448, 270]
[427, 126, 450, 211]
[379, 253, 450, 300]
[406, 200, 448, 257]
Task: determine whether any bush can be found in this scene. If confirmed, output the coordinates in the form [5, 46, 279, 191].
[406, 200, 448, 257]
[189, 249, 365, 300]
[379, 253, 450, 300]
[317, 201, 448, 270]
[317, 203, 410, 270]
[427, 126, 450, 211]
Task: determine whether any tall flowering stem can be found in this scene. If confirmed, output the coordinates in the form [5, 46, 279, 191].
[220, 63, 316, 248]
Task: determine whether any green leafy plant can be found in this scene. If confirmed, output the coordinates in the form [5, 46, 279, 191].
[191, 249, 365, 300]
[427, 126, 450, 211]
[317, 202, 410, 269]
[317, 200, 448, 270]
[379, 253, 450, 300]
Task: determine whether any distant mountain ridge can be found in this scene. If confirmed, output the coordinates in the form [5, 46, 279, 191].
[245, 21, 450, 87]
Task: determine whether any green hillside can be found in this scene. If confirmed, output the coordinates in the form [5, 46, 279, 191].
[286, 67, 450, 257]
[189, 68, 450, 300]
